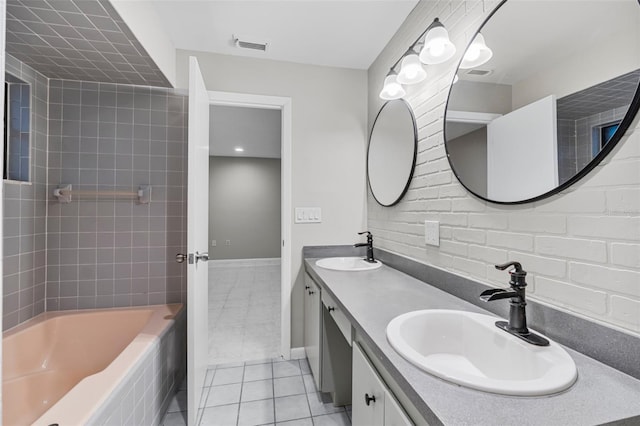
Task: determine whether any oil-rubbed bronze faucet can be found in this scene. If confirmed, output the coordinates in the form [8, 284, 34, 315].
[480, 261, 549, 346]
[354, 231, 375, 263]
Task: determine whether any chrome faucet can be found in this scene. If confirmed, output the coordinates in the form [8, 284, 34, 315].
[480, 261, 549, 346]
[354, 231, 375, 263]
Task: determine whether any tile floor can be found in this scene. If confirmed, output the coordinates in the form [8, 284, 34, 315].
[162, 358, 352, 426]
[208, 260, 281, 364]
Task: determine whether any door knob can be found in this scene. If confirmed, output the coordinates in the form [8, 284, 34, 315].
[175, 253, 187, 263]
[195, 252, 209, 263]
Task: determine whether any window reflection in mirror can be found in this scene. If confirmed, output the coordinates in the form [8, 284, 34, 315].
[4, 72, 30, 182]
[444, 0, 640, 203]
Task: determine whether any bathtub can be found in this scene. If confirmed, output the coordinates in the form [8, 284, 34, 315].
[3, 304, 186, 426]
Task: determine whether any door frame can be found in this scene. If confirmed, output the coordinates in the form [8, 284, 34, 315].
[207, 90, 293, 359]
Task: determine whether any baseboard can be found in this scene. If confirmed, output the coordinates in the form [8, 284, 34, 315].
[290, 347, 306, 360]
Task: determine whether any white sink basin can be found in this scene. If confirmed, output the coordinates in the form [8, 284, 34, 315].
[386, 310, 577, 396]
[316, 257, 382, 271]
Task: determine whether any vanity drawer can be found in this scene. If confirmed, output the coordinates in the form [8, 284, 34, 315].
[322, 292, 353, 345]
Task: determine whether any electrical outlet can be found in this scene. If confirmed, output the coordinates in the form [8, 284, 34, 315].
[225, 240, 231, 246]
[425, 221, 440, 247]
[211, 240, 217, 247]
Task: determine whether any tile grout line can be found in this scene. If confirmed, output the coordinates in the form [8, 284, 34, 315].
[236, 363, 246, 426]
[271, 360, 277, 425]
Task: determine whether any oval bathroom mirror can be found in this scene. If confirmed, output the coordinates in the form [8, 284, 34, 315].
[444, 0, 640, 204]
[368, 100, 417, 206]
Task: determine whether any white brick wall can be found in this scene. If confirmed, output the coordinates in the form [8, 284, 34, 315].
[368, 0, 640, 334]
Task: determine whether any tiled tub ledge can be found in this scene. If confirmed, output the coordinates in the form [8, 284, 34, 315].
[88, 305, 187, 426]
[304, 246, 640, 426]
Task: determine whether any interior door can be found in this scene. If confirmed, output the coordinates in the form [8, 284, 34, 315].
[487, 94, 558, 201]
[187, 56, 210, 426]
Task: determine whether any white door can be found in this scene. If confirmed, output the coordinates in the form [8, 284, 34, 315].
[187, 56, 210, 426]
[487, 95, 559, 202]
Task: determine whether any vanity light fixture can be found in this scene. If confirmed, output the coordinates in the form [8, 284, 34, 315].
[397, 53, 427, 85]
[379, 72, 407, 100]
[419, 18, 457, 65]
[459, 33, 493, 69]
[378, 17, 456, 100]
[234, 147, 244, 152]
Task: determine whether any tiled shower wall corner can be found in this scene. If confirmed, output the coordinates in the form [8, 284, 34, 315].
[46, 79, 188, 311]
[557, 118, 577, 185]
[575, 106, 628, 170]
[368, 1, 640, 334]
[3, 55, 48, 330]
[558, 106, 629, 185]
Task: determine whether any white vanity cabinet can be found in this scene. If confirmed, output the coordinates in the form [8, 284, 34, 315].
[352, 342, 413, 426]
[304, 273, 322, 390]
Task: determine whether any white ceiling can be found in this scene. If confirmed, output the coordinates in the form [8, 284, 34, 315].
[210, 105, 282, 158]
[150, 0, 418, 69]
[460, 0, 639, 85]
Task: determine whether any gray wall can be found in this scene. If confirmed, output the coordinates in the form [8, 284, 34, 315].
[209, 156, 281, 260]
[447, 80, 512, 114]
[446, 127, 488, 198]
[46, 79, 188, 311]
[3, 55, 48, 330]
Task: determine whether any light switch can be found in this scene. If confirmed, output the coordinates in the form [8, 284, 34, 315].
[295, 207, 322, 223]
[425, 221, 440, 246]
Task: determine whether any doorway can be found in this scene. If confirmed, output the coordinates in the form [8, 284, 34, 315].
[206, 91, 292, 365]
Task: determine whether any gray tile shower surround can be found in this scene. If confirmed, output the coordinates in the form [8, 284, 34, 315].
[5, 0, 171, 86]
[555, 69, 640, 185]
[45, 79, 188, 313]
[303, 245, 640, 425]
[3, 55, 49, 330]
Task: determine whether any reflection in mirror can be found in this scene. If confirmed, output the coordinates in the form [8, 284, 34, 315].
[444, 0, 640, 203]
[4, 72, 30, 182]
[368, 100, 417, 206]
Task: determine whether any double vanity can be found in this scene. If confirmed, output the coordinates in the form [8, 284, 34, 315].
[303, 247, 640, 426]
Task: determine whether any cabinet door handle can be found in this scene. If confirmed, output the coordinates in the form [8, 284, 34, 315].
[365, 393, 376, 406]
[305, 285, 310, 290]
[308, 290, 315, 295]
[327, 306, 335, 312]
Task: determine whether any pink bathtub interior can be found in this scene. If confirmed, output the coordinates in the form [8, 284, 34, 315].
[3, 304, 182, 425]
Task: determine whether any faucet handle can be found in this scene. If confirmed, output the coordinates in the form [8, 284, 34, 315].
[495, 261, 523, 272]
[495, 261, 527, 287]
[358, 231, 372, 237]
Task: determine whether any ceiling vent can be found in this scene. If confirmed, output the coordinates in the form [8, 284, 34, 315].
[465, 69, 492, 76]
[233, 35, 268, 52]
